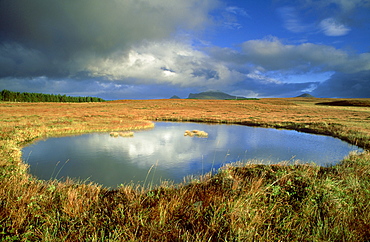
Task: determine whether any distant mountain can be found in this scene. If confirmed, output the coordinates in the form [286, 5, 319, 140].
[169, 95, 181, 99]
[187, 91, 246, 100]
[297, 93, 315, 98]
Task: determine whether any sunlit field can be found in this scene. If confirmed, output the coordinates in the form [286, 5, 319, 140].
[1, 98, 370, 241]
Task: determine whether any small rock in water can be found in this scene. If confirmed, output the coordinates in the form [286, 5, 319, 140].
[184, 130, 208, 138]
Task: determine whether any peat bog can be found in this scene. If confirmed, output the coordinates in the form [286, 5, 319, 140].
[1, 98, 370, 241]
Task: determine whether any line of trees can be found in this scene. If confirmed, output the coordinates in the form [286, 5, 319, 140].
[0, 90, 105, 102]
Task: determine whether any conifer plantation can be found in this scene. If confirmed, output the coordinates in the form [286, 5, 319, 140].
[0, 89, 105, 103]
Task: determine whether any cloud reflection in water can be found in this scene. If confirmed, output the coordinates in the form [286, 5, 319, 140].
[22, 122, 362, 188]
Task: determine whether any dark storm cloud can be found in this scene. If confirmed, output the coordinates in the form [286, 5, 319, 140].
[312, 71, 370, 98]
[0, 0, 218, 78]
[0, 0, 213, 54]
[0, 42, 69, 78]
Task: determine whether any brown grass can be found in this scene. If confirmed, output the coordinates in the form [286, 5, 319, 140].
[0, 98, 370, 241]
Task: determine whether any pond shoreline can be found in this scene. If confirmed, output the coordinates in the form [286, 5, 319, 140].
[23, 121, 362, 188]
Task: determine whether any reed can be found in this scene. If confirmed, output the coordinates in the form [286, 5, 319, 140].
[0, 98, 369, 241]
[110, 131, 135, 137]
[119, 131, 134, 137]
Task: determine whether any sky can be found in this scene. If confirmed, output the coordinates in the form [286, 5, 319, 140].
[0, 0, 369, 100]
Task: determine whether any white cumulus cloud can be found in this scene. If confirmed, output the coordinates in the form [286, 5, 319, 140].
[86, 40, 244, 88]
[239, 37, 370, 73]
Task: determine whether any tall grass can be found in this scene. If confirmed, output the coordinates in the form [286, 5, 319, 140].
[1, 99, 370, 241]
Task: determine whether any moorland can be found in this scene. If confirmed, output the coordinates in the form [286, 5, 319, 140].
[1, 97, 370, 241]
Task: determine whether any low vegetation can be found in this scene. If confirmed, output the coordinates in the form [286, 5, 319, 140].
[316, 99, 370, 107]
[1, 98, 370, 241]
[110, 131, 135, 137]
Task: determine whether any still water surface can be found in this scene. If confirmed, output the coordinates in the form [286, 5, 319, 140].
[22, 122, 362, 188]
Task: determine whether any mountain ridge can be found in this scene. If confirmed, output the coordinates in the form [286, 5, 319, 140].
[297, 93, 315, 98]
[187, 91, 246, 100]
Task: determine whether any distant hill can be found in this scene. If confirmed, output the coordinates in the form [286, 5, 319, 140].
[297, 93, 315, 98]
[187, 91, 246, 100]
[169, 95, 181, 99]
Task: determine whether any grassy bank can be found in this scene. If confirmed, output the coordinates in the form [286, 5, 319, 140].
[1, 98, 370, 241]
